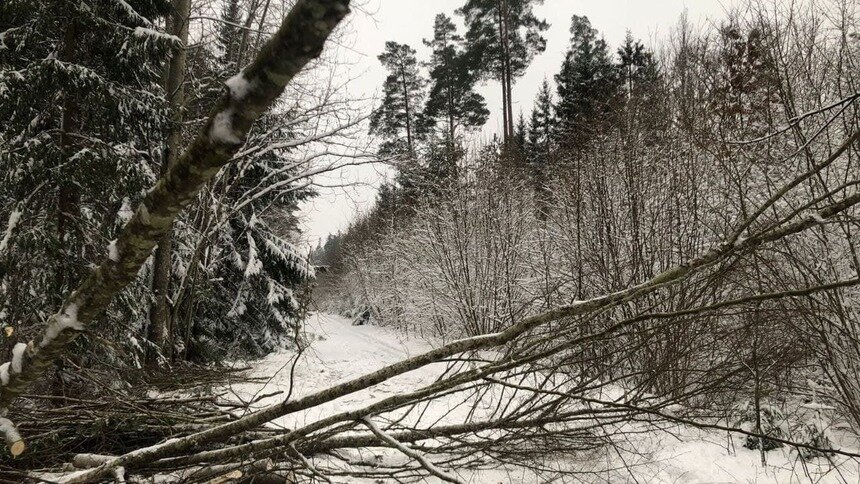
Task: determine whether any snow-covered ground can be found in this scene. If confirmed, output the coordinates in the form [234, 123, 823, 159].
[221, 313, 860, 483]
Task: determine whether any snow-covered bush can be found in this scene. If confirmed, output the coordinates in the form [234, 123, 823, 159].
[794, 420, 834, 460]
[732, 401, 788, 451]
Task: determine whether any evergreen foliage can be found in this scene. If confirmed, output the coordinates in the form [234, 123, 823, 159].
[554, 15, 617, 151]
[0, 0, 318, 365]
[457, 0, 548, 141]
[172, 1, 316, 360]
[423, 14, 489, 143]
[369, 41, 427, 159]
[0, 0, 173, 354]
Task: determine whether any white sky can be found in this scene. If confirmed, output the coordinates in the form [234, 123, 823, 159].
[297, 0, 738, 248]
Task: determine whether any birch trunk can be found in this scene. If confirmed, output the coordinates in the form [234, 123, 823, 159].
[0, 0, 352, 416]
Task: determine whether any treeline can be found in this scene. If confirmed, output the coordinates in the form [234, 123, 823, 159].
[315, 0, 860, 447]
[0, 0, 345, 374]
[314, 7, 661, 288]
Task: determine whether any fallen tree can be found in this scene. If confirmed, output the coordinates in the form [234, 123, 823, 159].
[1, 0, 859, 481]
[31, 127, 860, 481]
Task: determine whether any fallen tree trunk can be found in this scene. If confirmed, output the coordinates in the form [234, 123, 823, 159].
[46, 135, 860, 479]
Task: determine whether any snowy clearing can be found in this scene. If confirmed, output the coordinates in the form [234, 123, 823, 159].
[220, 313, 860, 483]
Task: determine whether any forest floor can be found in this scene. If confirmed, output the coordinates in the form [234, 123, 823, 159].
[218, 313, 860, 483]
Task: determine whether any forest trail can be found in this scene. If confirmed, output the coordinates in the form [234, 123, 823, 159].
[220, 314, 860, 483]
[222, 313, 442, 433]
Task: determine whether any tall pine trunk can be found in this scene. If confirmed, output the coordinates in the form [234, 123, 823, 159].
[148, 0, 190, 365]
[502, 0, 514, 141]
[400, 66, 414, 158]
[496, 3, 509, 143]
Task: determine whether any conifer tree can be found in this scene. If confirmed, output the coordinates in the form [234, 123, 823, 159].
[169, 0, 317, 360]
[0, 0, 173, 358]
[423, 14, 489, 146]
[616, 32, 659, 101]
[612, 33, 661, 283]
[514, 112, 528, 151]
[369, 41, 427, 159]
[527, 79, 553, 213]
[457, 0, 548, 143]
[712, 25, 779, 136]
[511, 111, 528, 166]
[219, 0, 243, 69]
[554, 15, 617, 151]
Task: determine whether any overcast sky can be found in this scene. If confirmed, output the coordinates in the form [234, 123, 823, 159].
[297, 0, 738, 248]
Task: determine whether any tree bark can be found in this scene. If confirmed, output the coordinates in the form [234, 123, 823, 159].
[147, 0, 191, 366]
[503, 0, 514, 141]
[54, 18, 82, 398]
[400, 64, 414, 158]
[57, 21, 80, 305]
[496, 3, 509, 144]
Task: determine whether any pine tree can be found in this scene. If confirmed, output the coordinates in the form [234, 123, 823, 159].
[554, 15, 617, 151]
[0, 0, 173, 361]
[369, 41, 427, 159]
[423, 14, 489, 144]
[458, 0, 548, 143]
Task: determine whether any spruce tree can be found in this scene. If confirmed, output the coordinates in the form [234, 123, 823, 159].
[457, 0, 548, 143]
[554, 15, 617, 151]
[171, 2, 317, 360]
[712, 25, 779, 136]
[369, 41, 427, 159]
[527, 79, 554, 214]
[219, 0, 243, 69]
[0, 0, 173, 360]
[512, 111, 528, 165]
[616, 32, 659, 100]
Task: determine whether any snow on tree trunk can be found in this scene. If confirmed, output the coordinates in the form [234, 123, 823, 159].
[0, 0, 351, 415]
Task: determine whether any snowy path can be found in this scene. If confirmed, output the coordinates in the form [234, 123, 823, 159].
[222, 312, 441, 431]
[221, 313, 860, 483]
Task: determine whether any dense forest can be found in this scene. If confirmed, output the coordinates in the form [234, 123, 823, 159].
[1, 0, 859, 482]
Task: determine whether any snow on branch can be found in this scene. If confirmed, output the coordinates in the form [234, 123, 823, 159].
[42, 303, 83, 348]
[114, 0, 153, 27]
[10, 343, 27, 374]
[362, 417, 464, 484]
[132, 27, 182, 48]
[0, 0, 353, 456]
[61, 147, 860, 479]
[0, 209, 21, 254]
[225, 72, 255, 101]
